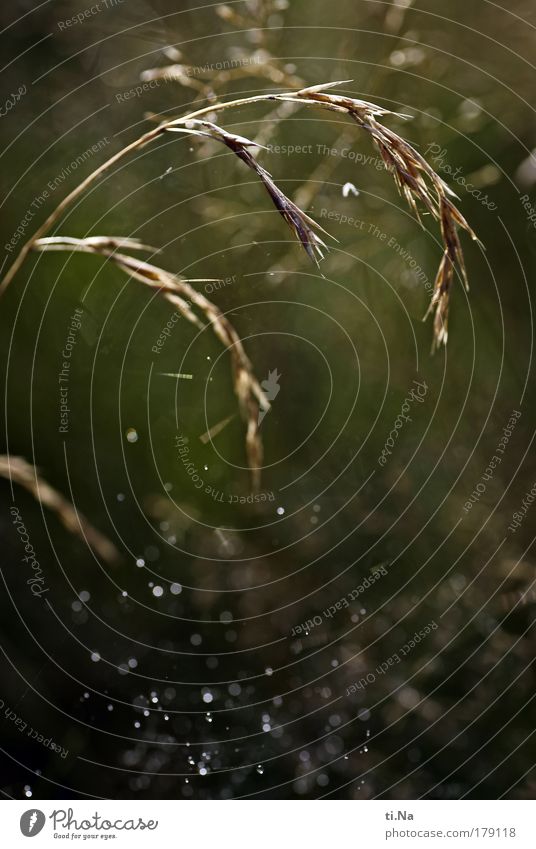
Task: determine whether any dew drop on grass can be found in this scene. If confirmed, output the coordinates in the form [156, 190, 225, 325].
[126, 428, 138, 443]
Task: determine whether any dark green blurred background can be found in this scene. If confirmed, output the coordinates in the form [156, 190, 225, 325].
[0, 0, 535, 799]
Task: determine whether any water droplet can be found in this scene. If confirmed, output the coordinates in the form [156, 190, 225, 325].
[152, 586, 164, 598]
[126, 428, 138, 443]
[90, 652, 100, 663]
[342, 181, 359, 198]
[256, 764, 264, 775]
[170, 583, 182, 595]
[276, 506, 285, 515]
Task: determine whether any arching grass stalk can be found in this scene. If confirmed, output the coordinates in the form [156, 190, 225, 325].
[33, 237, 269, 489]
[0, 82, 479, 482]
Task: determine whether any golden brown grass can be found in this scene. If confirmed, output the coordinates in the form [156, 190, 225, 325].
[33, 237, 269, 489]
[0, 455, 119, 564]
[0, 81, 478, 481]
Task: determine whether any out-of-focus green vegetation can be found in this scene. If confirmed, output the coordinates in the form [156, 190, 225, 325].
[0, 0, 535, 799]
